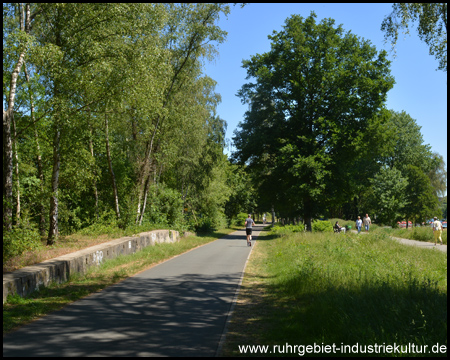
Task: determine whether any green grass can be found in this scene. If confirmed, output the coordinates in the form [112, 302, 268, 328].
[373, 226, 447, 244]
[3, 227, 237, 334]
[222, 229, 447, 357]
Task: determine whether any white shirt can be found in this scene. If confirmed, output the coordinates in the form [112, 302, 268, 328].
[433, 220, 441, 231]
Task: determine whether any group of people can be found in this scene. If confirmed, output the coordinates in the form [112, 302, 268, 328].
[334, 214, 372, 234]
[356, 214, 372, 233]
[248, 213, 444, 247]
[336, 214, 444, 246]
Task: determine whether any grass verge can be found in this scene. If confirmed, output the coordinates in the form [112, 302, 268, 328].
[221, 230, 447, 357]
[3, 227, 237, 335]
[374, 226, 447, 244]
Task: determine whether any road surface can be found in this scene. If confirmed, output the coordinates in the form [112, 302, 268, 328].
[3, 225, 264, 357]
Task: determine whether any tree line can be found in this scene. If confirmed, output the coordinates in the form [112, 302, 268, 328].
[232, 11, 447, 229]
[3, 3, 254, 259]
[3, 4, 447, 263]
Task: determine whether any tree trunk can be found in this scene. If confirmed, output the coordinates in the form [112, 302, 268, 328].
[88, 113, 99, 221]
[13, 116, 20, 223]
[47, 124, 60, 245]
[105, 113, 120, 219]
[136, 117, 160, 222]
[3, 109, 14, 231]
[138, 174, 151, 226]
[3, 4, 30, 230]
[24, 63, 46, 235]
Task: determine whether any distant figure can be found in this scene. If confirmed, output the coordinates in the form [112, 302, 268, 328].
[245, 214, 256, 247]
[263, 214, 266, 225]
[433, 216, 443, 246]
[363, 214, 372, 232]
[334, 221, 343, 233]
[356, 216, 362, 234]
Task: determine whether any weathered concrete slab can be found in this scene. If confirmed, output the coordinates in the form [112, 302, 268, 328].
[3, 229, 181, 303]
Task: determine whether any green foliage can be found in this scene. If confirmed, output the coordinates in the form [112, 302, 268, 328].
[78, 209, 120, 237]
[270, 223, 306, 236]
[381, 3, 447, 72]
[194, 216, 216, 233]
[369, 166, 408, 227]
[311, 219, 333, 233]
[233, 11, 395, 223]
[3, 221, 43, 264]
[384, 110, 433, 173]
[147, 184, 184, 227]
[375, 225, 447, 244]
[234, 212, 249, 227]
[403, 164, 440, 223]
[3, 3, 235, 248]
[247, 231, 447, 350]
[224, 165, 256, 221]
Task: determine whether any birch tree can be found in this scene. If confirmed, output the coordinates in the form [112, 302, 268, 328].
[3, 3, 33, 230]
[381, 3, 447, 72]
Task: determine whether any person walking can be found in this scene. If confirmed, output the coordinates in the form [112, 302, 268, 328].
[356, 216, 362, 234]
[363, 214, 371, 232]
[245, 214, 256, 246]
[433, 216, 443, 246]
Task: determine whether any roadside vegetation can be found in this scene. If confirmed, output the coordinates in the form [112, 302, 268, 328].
[221, 227, 447, 357]
[270, 219, 447, 245]
[3, 227, 237, 335]
[372, 226, 447, 244]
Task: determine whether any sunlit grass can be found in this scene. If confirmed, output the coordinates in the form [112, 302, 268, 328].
[222, 230, 447, 357]
[373, 226, 447, 244]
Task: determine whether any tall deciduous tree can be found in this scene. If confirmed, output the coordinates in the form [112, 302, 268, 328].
[3, 3, 33, 230]
[233, 12, 394, 228]
[370, 166, 408, 227]
[134, 3, 231, 225]
[3, 3, 236, 254]
[383, 110, 433, 173]
[427, 152, 447, 198]
[403, 165, 440, 226]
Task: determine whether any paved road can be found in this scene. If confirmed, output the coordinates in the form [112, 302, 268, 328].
[3, 225, 265, 357]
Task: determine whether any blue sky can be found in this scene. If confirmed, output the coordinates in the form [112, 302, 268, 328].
[203, 3, 447, 173]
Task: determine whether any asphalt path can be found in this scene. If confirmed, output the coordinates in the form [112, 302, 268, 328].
[3, 225, 265, 357]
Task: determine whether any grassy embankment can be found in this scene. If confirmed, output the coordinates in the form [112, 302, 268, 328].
[3, 227, 237, 335]
[222, 227, 447, 357]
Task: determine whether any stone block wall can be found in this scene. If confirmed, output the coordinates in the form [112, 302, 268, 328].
[3, 229, 181, 304]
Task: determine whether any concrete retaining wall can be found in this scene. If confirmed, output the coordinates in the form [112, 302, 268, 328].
[3, 229, 182, 304]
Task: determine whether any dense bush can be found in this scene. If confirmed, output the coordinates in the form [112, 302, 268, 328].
[233, 212, 249, 227]
[78, 209, 120, 237]
[3, 222, 42, 264]
[312, 220, 333, 233]
[270, 223, 306, 236]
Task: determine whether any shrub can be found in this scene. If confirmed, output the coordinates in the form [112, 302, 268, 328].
[3, 222, 43, 264]
[233, 212, 249, 227]
[195, 216, 215, 232]
[312, 220, 333, 233]
[79, 209, 119, 236]
[270, 223, 306, 236]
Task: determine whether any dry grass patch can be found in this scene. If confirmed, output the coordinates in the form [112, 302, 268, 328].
[3, 234, 119, 273]
[220, 240, 273, 356]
